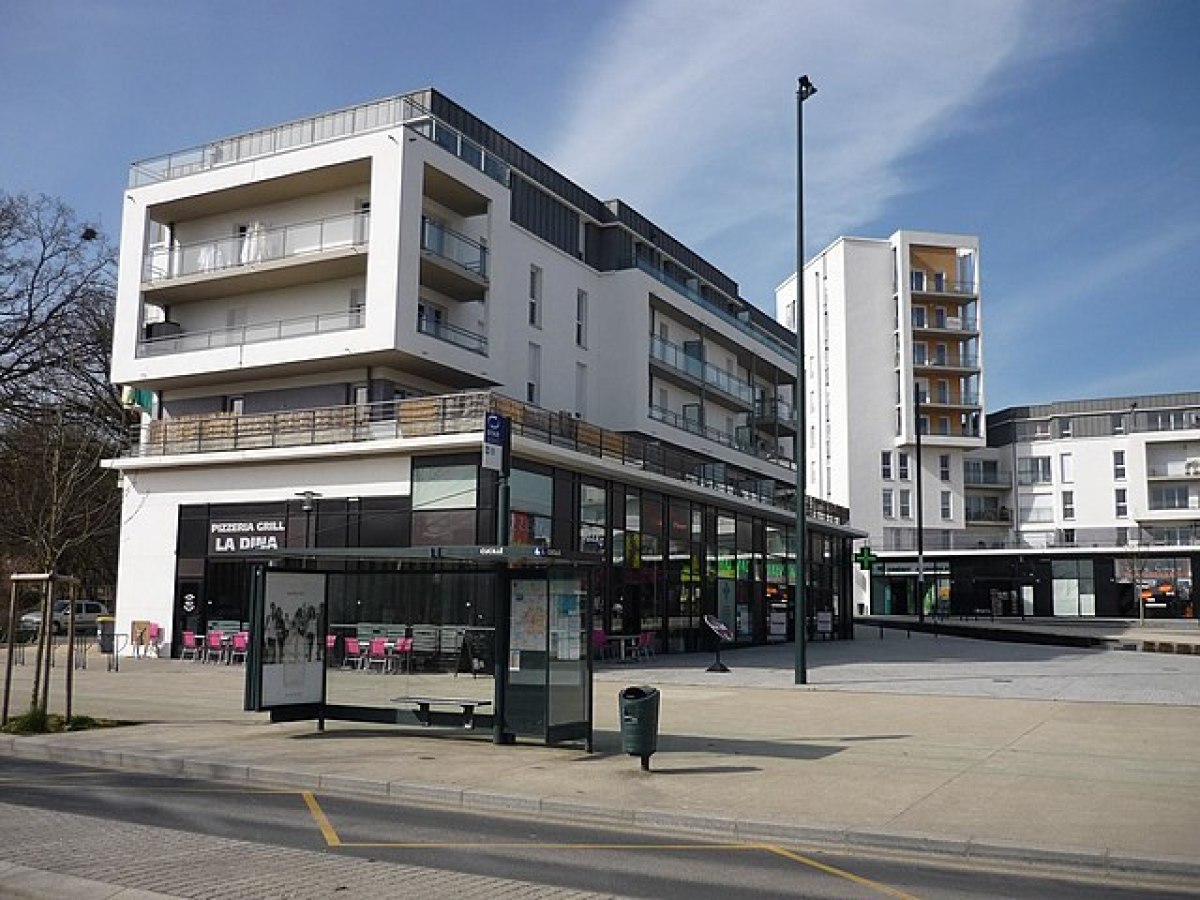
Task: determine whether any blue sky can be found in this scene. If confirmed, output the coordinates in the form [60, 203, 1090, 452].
[3, 0, 1196, 410]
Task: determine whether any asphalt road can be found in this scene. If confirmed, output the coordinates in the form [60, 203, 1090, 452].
[0, 758, 1190, 900]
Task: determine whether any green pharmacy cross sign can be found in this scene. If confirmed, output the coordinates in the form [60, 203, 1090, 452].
[854, 546, 879, 571]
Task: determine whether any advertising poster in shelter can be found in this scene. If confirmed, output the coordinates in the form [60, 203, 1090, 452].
[261, 571, 325, 707]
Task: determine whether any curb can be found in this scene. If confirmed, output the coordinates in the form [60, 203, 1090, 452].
[2, 738, 1198, 888]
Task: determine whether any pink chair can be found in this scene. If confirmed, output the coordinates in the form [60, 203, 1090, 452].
[180, 630, 200, 662]
[204, 630, 225, 664]
[341, 637, 364, 669]
[365, 637, 389, 673]
[147, 623, 162, 658]
[324, 634, 336, 662]
[590, 628, 610, 661]
[392, 636, 413, 673]
[228, 631, 248, 665]
[636, 631, 656, 660]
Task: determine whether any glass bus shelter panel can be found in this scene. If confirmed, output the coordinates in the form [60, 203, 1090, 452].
[506, 578, 549, 736]
[547, 575, 588, 731]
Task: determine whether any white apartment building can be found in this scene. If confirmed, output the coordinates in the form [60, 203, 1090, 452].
[776, 231, 982, 613]
[107, 88, 857, 660]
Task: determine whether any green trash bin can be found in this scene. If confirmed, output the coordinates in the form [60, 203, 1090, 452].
[619, 685, 660, 771]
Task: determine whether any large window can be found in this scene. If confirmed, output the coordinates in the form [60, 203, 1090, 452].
[1018, 456, 1052, 485]
[509, 467, 553, 546]
[411, 462, 478, 545]
[1150, 486, 1189, 510]
[1113, 449, 1126, 480]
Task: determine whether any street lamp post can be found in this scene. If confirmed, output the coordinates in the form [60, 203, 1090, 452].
[295, 490, 321, 554]
[915, 383, 925, 623]
[795, 74, 817, 685]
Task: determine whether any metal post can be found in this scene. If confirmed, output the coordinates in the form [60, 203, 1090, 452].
[915, 384, 926, 624]
[2, 580, 18, 726]
[794, 75, 817, 685]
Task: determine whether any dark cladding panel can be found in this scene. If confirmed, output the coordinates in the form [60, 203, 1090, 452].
[511, 177, 580, 258]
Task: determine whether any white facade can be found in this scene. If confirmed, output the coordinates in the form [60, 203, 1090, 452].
[107, 89, 824, 648]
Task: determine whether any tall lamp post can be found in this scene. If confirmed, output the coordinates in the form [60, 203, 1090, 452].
[794, 74, 817, 685]
[295, 490, 321, 555]
[915, 383, 925, 623]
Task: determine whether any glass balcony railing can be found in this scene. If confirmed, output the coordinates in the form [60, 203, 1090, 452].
[143, 211, 368, 283]
[416, 314, 488, 355]
[648, 405, 795, 470]
[136, 308, 364, 357]
[648, 335, 757, 406]
[420, 218, 488, 278]
[129, 92, 511, 188]
[633, 258, 797, 361]
[914, 354, 980, 369]
[963, 469, 1011, 486]
[911, 278, 976, 296]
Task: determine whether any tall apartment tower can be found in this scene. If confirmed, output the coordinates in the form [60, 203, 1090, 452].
[776, 230, 982, 611]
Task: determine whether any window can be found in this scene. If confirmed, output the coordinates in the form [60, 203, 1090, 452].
[1062, 490, 1075, 520]
[575, 289, 588, 347]
[1061, 528, 1075, 545]
[898, 452, 910, 480]
[911, 306, 926, 327]
[1059, 417, 1073, 438]
[913, 342, 927, 365]
[1150, 486, 1189, 509]
[1060, 453, 1074, 484]
[349, 288, 365, 327]
[225, 396, 244, 415]
[910, 269, 925, 291]
[933, 272, 946, 292]
[526, 342, 541, 405]
[417, 300, 445, 336]
[934, 306, 946, 327]
[1115, 488, 1128, 518]
[939, 454, 951, 482]
[1116, 527, 1128, 546]
[1112, 414, 1126, 435]
[528, 265, 543, 327]
[1113, 450, 1126, 480]
[1018, 456, 1052, 485]
[882, 489, 894, 518]
[940, 491, 953, 520]
[881, 451, 893, 480]
[899, 489, 911, 519]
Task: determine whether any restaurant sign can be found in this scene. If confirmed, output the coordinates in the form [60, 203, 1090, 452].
[209, 518, 288, 555]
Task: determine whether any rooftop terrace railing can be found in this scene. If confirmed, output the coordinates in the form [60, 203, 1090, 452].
[122, 390, 844, 523]
[129, 93, 510, 189]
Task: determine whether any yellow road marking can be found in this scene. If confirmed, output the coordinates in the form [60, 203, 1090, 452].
[763, 845, 921, 900]
[302, 791, 342, 847]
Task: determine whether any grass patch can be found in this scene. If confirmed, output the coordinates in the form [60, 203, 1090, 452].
[1, 708, 128, 735]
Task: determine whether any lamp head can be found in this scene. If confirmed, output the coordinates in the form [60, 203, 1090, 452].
[797, 76, 817, 101]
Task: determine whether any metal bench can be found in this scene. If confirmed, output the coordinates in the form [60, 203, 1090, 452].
[390, 696, 493, 729]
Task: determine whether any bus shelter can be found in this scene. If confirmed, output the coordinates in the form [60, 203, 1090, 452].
[239, 545, 596, 749]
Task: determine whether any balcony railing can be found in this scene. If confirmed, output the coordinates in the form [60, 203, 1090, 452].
[648, 335, 757, 406]
[914, 354, 980, 369]
[129, 92, 511, 188]
[120, 390, 844, 522]
[911, 279, 976, 296]
[965, 507, 1012, 523]
[137, 308, 364, 357]
[420, 218, 488, 278]
[880, 525, 1199, 552]
[143, 211, 368, 283]
[649, 405, 795, 470]
[911, 315, 978, 332]
[963, 469, 1011, 487]
[416, 315, 488, 355]
[633, 258, 797, 361]
[753, 397, 796, 426]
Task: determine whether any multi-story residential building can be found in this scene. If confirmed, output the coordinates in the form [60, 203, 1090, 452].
[776, 230, 982, 613]
[106, 88, 858, 659]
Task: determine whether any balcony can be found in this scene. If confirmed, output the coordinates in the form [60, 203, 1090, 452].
[648, 334, 756, 408]
[913, 353, 980, 372]
[416, 313, 488, 355]
[648, 405, 795, 471]
[753, 397, 797, 435]
[634, 258, 796, 361]
[911, 315, 979, 334]
[419, 218, 488, 301]
[137, 308, 364, 357]
[1147, 460, 1200, 479]
[911, 278, 976, 297]
[965, 507, 1011, 524]
[118, 389, 836, 520]
[129, 92, 510, 189]
[142, 211, 369, 303]
[963, 469, 1011, 488]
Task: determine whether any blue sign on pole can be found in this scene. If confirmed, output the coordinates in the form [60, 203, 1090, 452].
[483, 414, 510, 473]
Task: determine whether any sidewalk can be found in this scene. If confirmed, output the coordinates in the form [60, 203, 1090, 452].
[2, 623, 1199, 888]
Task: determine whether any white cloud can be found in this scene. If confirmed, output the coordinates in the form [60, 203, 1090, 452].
[545, 0, 1044, 303]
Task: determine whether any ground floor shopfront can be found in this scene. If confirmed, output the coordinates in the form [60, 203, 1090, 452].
[114, 446, 858, 660]
[867, 548, 1197, 620]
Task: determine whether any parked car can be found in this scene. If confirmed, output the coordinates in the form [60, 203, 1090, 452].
[19, 600, 109, 635]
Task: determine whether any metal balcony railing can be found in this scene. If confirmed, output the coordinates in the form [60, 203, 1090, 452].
[911, 279, 976, 296]
[420, 218, 488, 278]
[142, 211, 368, 283]
[648, 405, 796, 471]
[129, 92, 511, 188]
[136, 308, 364, 357]
[648, 335, 759, 407]
[416, 315, 488, 355]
